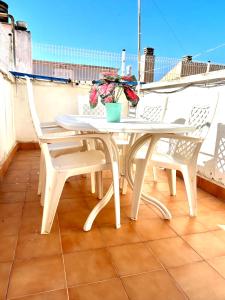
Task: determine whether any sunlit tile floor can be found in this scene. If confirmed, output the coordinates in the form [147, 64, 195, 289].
[1, 150, 225, 299]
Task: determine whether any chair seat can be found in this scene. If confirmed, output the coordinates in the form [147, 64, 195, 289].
[53, 149, 107, 171]
[151, 153, 187, 170]
[135, 148, 187, 170]
[49, 141, 82, 152]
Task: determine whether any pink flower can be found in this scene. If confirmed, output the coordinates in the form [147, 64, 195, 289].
[89, 85, 98, 108]
[98, 83, 116, 98]
[104, 96, 114, 103]
[123, 86, 139, 106]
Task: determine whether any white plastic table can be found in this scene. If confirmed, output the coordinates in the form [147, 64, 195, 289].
[56, 114, 195, 229]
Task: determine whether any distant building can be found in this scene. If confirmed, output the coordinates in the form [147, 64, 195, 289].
[161, 55, 225, 81]
[32, 60, 118, 82]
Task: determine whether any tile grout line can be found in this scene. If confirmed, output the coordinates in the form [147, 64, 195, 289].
[57, 213, 70, 300]
[5, 194, 26, 299]
[144, 241, 190, 299]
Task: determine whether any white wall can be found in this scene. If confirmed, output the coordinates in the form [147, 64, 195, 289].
[0, 72, 16, 164]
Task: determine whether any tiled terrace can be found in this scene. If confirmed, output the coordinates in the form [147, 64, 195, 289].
[1, 150, 225, 300]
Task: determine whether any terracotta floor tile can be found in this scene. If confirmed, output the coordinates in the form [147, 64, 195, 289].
[197, 212, 225, 230]
[183, 231, 225, 259]
[58, 197, 88, 214]
[95, 206, 129, 226]
[22, 201, 43, 218]
[19, 214, 59, 235]
[25, 190, 40, 202]
[0, 262, 12, 300]
[199, 196, 225, 211]
[69, 278, 129, 300]
[15, 232, 61, 260]
[8, 255, 66, 299]
[0, 215, 21, 236]
[58, 208, 92, 232]
[0, 191, 26, 203]
[133, 219, 177, 241]
[168, 216, 208, 235]
[108, 242, 162, 276]
[0, 202, 23, 218]
[207, 255, 225, 279]
[122, 270, 185, 300]
[119, 193, 136, 207]
[10, 289, 68, 300]
[0, 182, 28, 193]
[147, 236, 202, 268]
[169, 261, 225, 300]
[99, 224, 140, 246]
[0, 235, 17, 262]
[123, 205, 159, 220]
[164, 201, 190, 217]
[61, 228, 105, 253]
[64, 248, 116, 286]
[8, 161, 31, 171]
[2, 171, 30, 183]
[213, 229, 225, 241]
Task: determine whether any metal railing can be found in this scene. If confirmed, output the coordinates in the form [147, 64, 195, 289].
[1, 41, 225, 82]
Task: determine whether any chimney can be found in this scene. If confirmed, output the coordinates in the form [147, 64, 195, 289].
[140, 47, 155, 83]
[0, 1, 8, 23]
[182, 55, 192, 62]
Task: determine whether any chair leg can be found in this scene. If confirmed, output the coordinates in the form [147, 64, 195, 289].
[38, 152, 44, 196]
[41, 173, 65, 234]
[121, 177, 128, 194]
[131, 159, 146, 220]
[90, 172, 96, 193]
[166, 169, 176, 196]
[96, 171, 103, 199]
[182, 167, 197, 217]
[152, 166, 157, 181]
[111, 161, 121, 229]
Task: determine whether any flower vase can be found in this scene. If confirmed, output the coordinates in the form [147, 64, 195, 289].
[105, 103, 122, 122]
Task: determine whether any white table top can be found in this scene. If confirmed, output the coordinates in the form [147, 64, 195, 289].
[56, 114, 195, 134]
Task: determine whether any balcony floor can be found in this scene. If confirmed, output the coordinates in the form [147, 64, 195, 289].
[1, 150, 225, 299]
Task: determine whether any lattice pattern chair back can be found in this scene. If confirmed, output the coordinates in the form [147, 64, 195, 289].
[214, 123, 225, 184]
[78, 95, 105, 116]
[170, 105, 211, 162]
[136, 94, 168, 123]
[142, 105, 164, 122]
[187, 105, 211, 138]
[82, 103, 105, 116]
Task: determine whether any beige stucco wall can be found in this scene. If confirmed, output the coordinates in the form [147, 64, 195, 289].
[0, 72, 16, 164]
[13, 78, 129, 142]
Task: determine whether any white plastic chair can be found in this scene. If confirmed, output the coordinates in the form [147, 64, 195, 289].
[39, 134, 120, 234]
[130, 105, 214, 220]
[136, 94, 168, 122]
[26, 77, 85, 198]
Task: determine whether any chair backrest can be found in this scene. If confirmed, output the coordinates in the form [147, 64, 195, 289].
[26, 77, 43, 138]
[187, 105, 211, 138]
[213, 123, 225, 184]
[169, 105, 215, 162]
[136, 94, 168, 122]
[78, 95, 105, 116]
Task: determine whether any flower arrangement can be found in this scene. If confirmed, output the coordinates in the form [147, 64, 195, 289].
[89, 72, 139, 108]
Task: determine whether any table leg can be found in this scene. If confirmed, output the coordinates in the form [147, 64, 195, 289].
[83, 135, 121, 231]
[126, 134, 172, 220]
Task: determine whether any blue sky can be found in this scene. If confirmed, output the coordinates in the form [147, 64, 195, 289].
[6, 0, 225, 63]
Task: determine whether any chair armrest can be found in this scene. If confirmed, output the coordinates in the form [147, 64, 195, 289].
[40, 122, 59, 128]
[155, 133, 203, 144]
[39, 133, 111, 144]
[40, 133, 119, 164]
